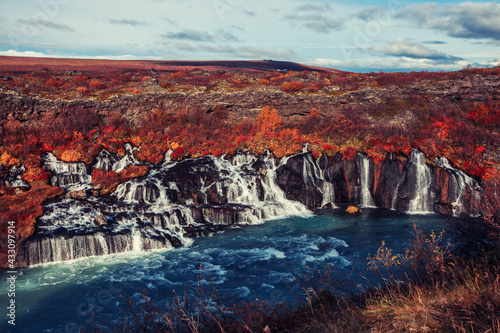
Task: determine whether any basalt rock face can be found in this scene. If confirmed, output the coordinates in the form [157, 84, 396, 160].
[14, 148, 483, 266]
[275, 153, 334, 209]
[373, 157, 403, 209]
[275, 149, 481, 216]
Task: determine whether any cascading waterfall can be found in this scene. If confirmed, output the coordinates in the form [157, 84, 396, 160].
[26, 233, 134, 265]
[0, 165, 29, 188]
[300, 153, 335, 207]
[25, 150, 310, 265]
[435, 156, 481, 216]
[408, 150, 433, 213]
[391, 150, 433, 213]
[44, 152, 91, 190]
[358, 153, 374, 207]
[212, 152, 307, 221]
[132, 228, 143, 253]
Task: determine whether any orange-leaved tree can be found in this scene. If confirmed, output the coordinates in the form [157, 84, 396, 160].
[256, 106, 282, 136]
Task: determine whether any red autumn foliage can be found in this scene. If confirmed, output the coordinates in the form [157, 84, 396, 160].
[91, 165, 149, 195]
[281, 81, 307, 94]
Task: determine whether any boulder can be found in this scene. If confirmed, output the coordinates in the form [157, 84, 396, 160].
[346, 206, 361, 214]
[66, 190, 87, 200]
[434, 202, 454, 216]
[94, 214, 107, 226]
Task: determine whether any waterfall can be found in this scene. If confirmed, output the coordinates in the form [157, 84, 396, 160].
[44, 152, 91, 190]
[391, 182, 400, 210]
[132, 228, 143, 253]
[408, 150, 433, 213]
[1, 165, 29, 188]
[211, 153, 307, 220]
[391, 150, 433, 213]
[114, 177, 162, 204]
[358, 154, 374, 207]
[94, 146, 140, 173]
[34, 148, 484, 266]
[300, 153, 335, 207]
[27, 150, 314, 265]
[435, 156, 481, 216]
[25, 233, 134, 265]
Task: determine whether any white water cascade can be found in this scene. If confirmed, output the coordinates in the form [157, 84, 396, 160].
[212, 152, 308, 223]
[26, 151, 311, 265]
[435, 156, 481, 216]
[44, 152, 91, 190]
[408, 150, 433, 213]
[358, 154, 374, 207]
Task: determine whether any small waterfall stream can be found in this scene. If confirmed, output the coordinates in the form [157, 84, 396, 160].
[435, 156, 481, 216]
[358, 154, 374, 207]
[408, 150, 433, 213]
[44, 152, 91, 190]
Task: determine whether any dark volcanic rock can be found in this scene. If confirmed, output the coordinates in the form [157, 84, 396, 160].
[276, 153, 326, 209]
[373, 157, 403, 209]
[325, 158, 359, 204]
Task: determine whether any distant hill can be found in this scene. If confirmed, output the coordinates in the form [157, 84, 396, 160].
[0, 56, 341, 74]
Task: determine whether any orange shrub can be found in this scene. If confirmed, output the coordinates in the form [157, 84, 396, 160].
[60, 149, 83, 162]
[256, 106, 282, 135]
[281, 81, 306, 93]
[0, 152, 19, 167]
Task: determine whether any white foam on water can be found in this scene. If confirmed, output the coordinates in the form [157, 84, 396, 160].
[263, 247, 286, 259]
[261, 283, 275, 289]
[234, 286, 251, 298]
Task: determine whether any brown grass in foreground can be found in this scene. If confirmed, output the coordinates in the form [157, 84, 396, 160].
[83, 226, 500, 333]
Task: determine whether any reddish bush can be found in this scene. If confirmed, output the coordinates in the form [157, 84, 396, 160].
[92, 165, 149, 195]
[281, 81, 306, 94]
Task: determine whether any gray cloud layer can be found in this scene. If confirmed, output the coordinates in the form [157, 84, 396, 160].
[397, 2, 500, 41]
[175, 43, 297, 60]
[109, 19, 149, 26]
[370, 38, 463, 64]
[285, 3, 343, 33]
[162, 29, 239, 42]
[18, 18, 75, 32]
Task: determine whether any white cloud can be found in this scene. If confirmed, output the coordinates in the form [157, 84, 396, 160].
[310, 56, 470, 72]
[285, 3, 343, 33]
[0, 49, 163, 60]
[0, 49, 47, 57]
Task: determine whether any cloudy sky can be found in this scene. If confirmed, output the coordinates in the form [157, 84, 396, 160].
[1, 0, 499, 72]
